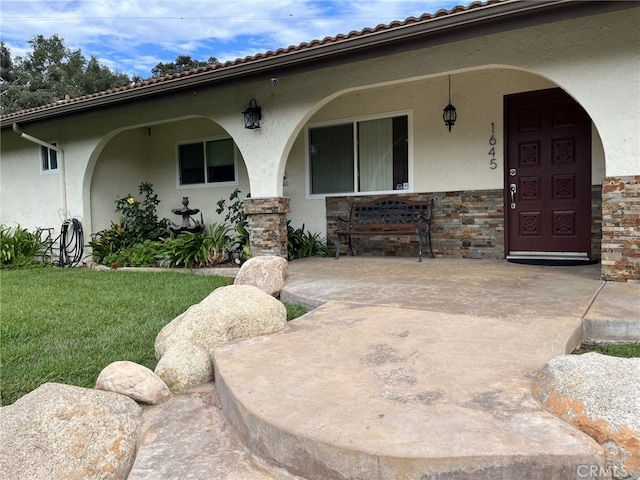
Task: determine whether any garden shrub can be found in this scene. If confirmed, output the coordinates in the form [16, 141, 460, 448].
[89, 182, 169, 265]
[216, 188, 250, 262]
[161, 224, 232, 268]
[115, 181, 170, 243]
[287, 222, 331, 260]
[0, 225, 47, 269]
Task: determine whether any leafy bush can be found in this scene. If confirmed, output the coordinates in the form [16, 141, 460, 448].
[102, 240, 164, 268]
[88, 219, 129, 264]
[115, 182, 169, 243]
[161, 224, 232, 268]
[89, 182, 170, 265]
[216, 188, 250, 262]
[287, 222, 331, 260]
[0, 225, 47, 269]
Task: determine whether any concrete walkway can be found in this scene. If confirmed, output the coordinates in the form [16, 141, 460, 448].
[128, 258, 639, 480]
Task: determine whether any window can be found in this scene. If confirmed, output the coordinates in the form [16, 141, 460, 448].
[178, 137, 236, 186]
[40, 142, 59, 173]
[308, 114, 409, 195]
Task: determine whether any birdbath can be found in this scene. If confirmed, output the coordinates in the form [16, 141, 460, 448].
[169, 197, 204, 234]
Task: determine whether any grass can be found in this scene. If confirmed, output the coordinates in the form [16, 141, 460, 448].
[574, 343, 640, 358]
[0, 268, 308, 406]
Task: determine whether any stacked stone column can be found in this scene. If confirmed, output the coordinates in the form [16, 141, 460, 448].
[244, 197, 290, 258]
[601, 176, 640, 282]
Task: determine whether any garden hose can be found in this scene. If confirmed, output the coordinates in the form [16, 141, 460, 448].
[43, 218, 84, 267]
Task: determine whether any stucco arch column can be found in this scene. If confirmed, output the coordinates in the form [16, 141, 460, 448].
[222, 101, 315, 258]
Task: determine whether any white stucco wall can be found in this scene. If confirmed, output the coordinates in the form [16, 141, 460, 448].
[0, 133, 64, 232]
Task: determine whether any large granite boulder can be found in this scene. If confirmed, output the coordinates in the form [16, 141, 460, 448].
[0, 382, 142, 480]
[155, 284, 287, 392]
[233, 255, 289, 297]
[96, 360, 171, 405]
[533, 352, 640, 480]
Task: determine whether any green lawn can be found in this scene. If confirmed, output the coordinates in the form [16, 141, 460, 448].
[0, 268, 306, 405]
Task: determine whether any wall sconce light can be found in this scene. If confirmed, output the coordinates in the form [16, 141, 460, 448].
[442, 75, 457, 132]
[243, 98, 262, 129]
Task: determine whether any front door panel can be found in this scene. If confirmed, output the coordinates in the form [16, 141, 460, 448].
[505, 89, 592, 260]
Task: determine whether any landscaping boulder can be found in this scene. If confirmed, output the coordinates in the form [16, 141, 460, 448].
[155, 340, 214, 393]
[234, 255, 289, 297]
[0, 382, 142, 480]
[96, 360, 171, 405]
[155, 284, 287, 392]
[533, 352, 640, 480]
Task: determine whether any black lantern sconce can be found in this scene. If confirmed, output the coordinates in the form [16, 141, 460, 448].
[442, 75, 457, 132]
[243, 98, 262, 129]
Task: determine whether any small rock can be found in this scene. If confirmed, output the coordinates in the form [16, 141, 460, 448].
[533, 352, 640, 479]
[0, 382, 142, 480]
[234, 255, 289, 296]
[155, 340, 213, 393]
[96, 360, 171, 405]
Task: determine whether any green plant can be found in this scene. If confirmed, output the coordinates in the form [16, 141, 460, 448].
[88, 219, 130, 264]
[283, 301, 308, 321]
[114, 181, 169, 243]
[595, 343, 640, 358]
[90, 182, 170, 266]
[100, 240, 163, 268]
[287, 222, 331, 260]
[0, 225, 47, 269]
[161, 224, 232, 268]
[216, 188, 250, 262]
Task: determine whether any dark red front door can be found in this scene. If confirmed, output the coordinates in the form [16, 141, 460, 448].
[505, 89, 592, 261]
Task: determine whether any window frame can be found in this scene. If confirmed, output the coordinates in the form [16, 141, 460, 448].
[40, 140, 59, 174]
[175, 135, 239, 189]
[305, 110, 413, 199]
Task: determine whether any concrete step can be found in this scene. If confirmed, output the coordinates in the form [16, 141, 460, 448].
[213, 301, 604, 480]
[127, 384, 295, 480]
[582, 281, 640, 344]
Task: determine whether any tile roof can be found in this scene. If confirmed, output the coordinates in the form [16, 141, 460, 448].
[0, 0, 515, 124]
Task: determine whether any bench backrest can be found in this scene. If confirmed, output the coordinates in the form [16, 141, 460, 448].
[349, 196, 433, 230]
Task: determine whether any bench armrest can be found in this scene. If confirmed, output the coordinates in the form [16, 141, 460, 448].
[334, 216, 349, 224]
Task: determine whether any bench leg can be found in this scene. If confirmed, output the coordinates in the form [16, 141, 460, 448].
[428, 229, 434, 258]
[417, 230, 424, 262]
[335, 235, 342, 259]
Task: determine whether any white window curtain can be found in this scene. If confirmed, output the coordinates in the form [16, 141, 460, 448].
[358, 118, 393, 192]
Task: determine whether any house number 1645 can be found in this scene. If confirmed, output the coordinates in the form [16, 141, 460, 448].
[489, 123, 497, 169]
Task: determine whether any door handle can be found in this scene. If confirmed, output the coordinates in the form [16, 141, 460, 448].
[510, 183, 517, 209]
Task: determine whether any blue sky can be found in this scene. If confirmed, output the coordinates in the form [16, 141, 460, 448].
[0, 1, 461, 79]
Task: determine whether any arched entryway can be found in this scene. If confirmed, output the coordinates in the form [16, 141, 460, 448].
[87, 117, 251, 236]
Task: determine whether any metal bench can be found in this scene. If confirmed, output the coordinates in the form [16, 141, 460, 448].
[335, 196, 434, 262]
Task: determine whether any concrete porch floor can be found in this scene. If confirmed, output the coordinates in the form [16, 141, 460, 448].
[128, 257, 640, 480]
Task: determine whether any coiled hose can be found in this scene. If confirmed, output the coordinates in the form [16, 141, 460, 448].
[43, 218, 84, 267]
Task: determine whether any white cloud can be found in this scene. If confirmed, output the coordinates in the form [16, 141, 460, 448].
[0, 0, 460, 77]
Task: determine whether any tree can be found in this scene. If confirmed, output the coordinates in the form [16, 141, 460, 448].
[0, 35, 133, 115]
[151, 55, 219, 78]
